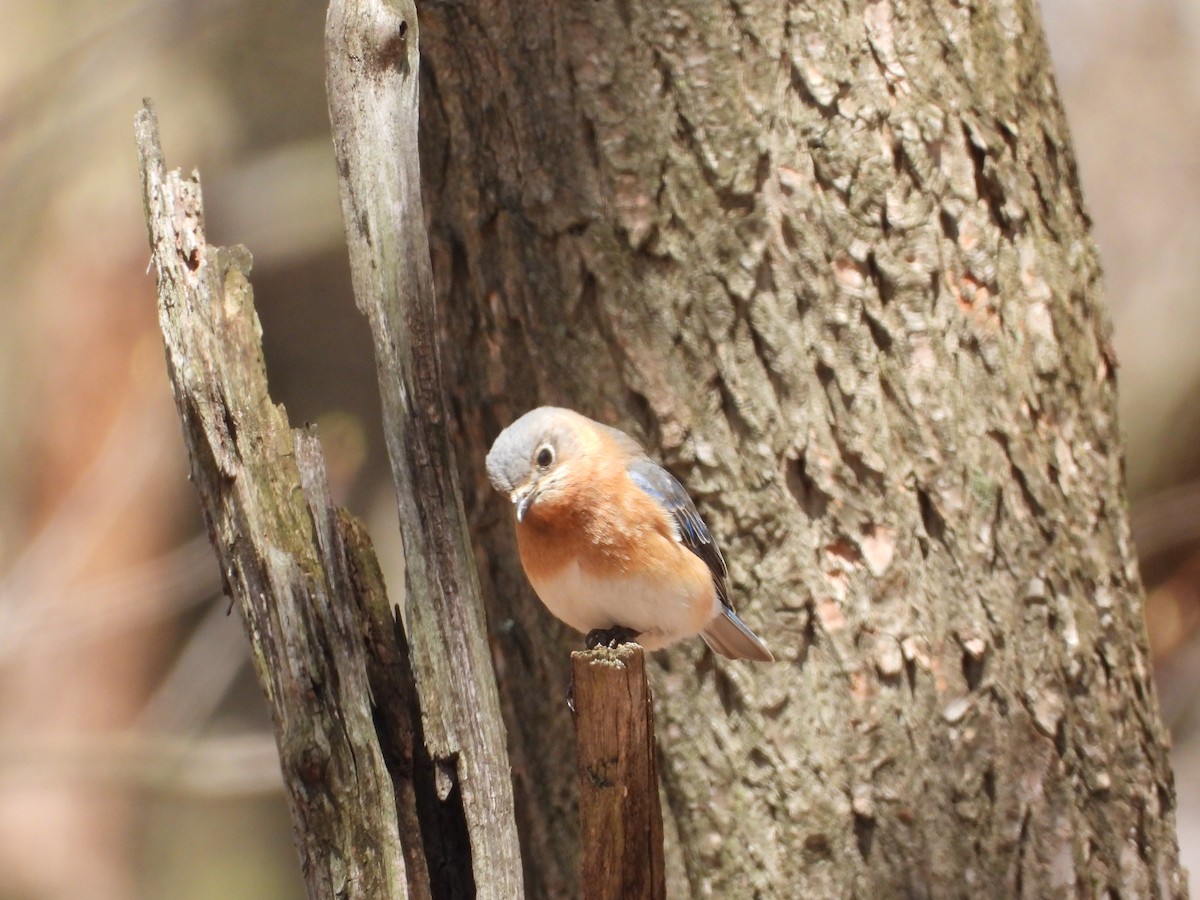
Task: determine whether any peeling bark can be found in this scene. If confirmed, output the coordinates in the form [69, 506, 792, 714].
[419, 0, 1186, 896]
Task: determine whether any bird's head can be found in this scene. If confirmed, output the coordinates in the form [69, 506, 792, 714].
[485, 407, 589, 523]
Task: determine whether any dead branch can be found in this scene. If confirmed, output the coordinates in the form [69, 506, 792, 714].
[572, 644, 666, 900]
[135, 100, 422, 899]
[324, 1, 524, 894]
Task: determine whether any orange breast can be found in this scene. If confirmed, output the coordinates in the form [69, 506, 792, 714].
[515, 438, 692, 588]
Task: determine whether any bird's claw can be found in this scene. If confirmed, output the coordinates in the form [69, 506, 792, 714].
[584, 626, 639, 650]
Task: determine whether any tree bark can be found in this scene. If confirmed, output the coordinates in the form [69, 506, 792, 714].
[418, 0, 1187, 896]
[324, 1, 525, 896]
[136, 102, 424, 899]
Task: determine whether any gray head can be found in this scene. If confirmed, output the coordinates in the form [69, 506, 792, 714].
[485, 406, 642, 522]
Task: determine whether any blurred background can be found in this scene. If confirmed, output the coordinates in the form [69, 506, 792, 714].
[1, 1, 1198, 896]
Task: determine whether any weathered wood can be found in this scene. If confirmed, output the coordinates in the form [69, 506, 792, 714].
[324, 2, 525, 895]
[135, 100, 421, 899]
[328, 507, 434, 900]
[572, 645, 665, 900]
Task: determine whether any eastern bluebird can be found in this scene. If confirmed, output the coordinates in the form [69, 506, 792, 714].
[485, 407, 773, 661]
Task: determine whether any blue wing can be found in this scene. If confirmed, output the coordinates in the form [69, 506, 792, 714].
[626, 457, 731, 609]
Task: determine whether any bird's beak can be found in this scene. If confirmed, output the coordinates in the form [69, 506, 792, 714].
[514, 483, 538, 523]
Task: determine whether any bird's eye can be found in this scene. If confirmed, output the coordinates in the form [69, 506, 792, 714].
[535, 445, 554, 469]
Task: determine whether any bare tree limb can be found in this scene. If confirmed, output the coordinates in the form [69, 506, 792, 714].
[135, 99, 419, 900]
[325, 2, 525, 895]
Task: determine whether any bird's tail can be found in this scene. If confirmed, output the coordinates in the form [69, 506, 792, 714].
[701, 607, 774, 662]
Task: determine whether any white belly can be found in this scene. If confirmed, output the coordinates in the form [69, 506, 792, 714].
[527, 560, 720, 650]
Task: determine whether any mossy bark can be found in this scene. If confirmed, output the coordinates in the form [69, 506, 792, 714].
[419, 0, 1185, 896]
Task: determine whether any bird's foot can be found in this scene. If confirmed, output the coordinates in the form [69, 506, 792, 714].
[584, 626, 640, 650]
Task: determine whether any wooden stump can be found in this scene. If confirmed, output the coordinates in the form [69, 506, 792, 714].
[571, 644, 666, 900]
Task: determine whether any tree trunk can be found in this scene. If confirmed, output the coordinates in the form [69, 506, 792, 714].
[418, 0, 1186, 896]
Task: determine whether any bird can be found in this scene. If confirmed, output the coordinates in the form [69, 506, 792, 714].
[485, 406, 773, 661]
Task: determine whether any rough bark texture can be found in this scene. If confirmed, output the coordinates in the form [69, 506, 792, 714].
[418, 0, 1186, 896]
[137, 103, 423, 899]
[324, 2, 525, 896]
[572, 645, 666, 900]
